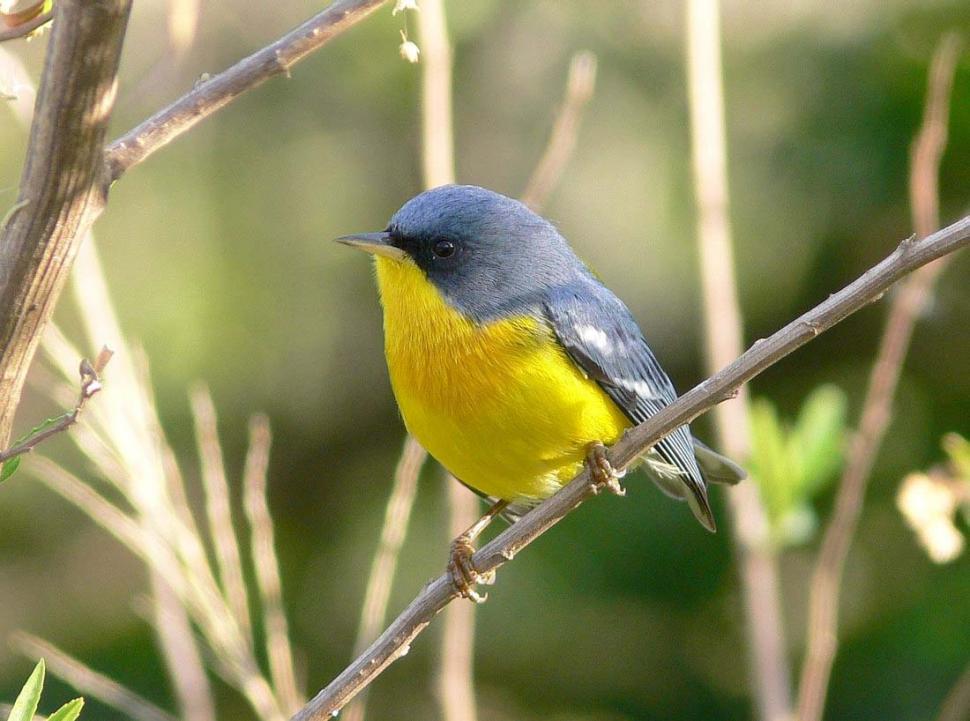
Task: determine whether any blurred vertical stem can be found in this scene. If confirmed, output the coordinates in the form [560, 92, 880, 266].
[343, 435, 426, 721]
[437, 479, 480, 721]
[685, 2, 793, 720]
[798, 33, 962, 721]
[415, 2, 481, 721]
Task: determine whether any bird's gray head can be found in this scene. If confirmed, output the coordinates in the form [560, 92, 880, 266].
[338, 185, 582, 320]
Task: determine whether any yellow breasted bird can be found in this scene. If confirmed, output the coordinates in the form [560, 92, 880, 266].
[338, 185, 744, 599]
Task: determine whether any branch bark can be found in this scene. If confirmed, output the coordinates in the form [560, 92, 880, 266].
[104, 0, 389, 183]
[291, 215, 970, 721]
[0, 0, 132, 448]
[797, 33, 962, 721]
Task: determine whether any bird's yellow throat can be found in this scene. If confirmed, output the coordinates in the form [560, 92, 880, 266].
[373, 256, 630, 503]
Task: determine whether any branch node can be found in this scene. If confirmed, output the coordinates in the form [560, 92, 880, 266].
[899, 232, 919, 250]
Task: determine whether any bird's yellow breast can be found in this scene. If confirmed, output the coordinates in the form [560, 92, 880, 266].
[375, 257, 630, 502]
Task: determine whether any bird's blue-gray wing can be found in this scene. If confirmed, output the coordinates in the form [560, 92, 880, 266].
[542, 280, 716, 531]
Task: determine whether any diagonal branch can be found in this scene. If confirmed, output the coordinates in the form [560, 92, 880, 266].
[291, 215, 970, 721]
[797, 33, 962, 721]
[104, 0, 389, 183]
[520, 50, 597, 211]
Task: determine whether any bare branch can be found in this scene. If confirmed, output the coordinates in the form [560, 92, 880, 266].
[520, 51, 598, 211]
[685, 1, 792, 718]
[0, 0, 131, 448]
[104, 0, 389, 183]
[798, 33, 962, 721]
[0, 347, 112, 466]
[291, 215, 970, 721]
[11, 632, 178, 721]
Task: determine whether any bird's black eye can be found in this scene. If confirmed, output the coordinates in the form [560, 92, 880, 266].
[433, 239, 456, 258]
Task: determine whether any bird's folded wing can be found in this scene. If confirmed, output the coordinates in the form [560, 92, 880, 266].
[542, 280, 714, 526]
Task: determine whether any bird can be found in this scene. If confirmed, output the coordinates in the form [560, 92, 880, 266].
[337, 184, 744, 601]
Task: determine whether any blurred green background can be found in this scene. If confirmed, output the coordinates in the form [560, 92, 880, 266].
[1, 1, 969, 719]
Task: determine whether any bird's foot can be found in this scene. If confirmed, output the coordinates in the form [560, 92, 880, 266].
[448, 535, 491, 604]
[586, 442, 625, 496]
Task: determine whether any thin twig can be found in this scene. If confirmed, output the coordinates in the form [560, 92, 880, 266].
[11, 632, 178, 721]
[104, 0, 389, 182]
[685, 1, 792, 719]
[243, 414, 303, 716]
[291, 215, 970, 721]
[935, 661, 970, 721]
[797, 34, 962, 721]
[0, 347, 112, 465]
[191, 384, 255, 645]
[520, 51, 598, 211]
[343, 435, 425, 721]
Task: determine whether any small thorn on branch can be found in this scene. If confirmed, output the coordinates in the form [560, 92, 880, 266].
[899, 232, 920, 250]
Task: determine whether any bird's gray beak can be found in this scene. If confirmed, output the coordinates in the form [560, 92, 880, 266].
[334, 232, 406, 261]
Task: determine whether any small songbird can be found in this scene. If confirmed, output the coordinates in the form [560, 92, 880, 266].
[338, 185, 744, 600]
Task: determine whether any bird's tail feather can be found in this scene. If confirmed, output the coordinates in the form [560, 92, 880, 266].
[693, 439, 746, 484]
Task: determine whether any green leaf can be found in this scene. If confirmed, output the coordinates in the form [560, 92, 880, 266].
[943, 433, 970, 480]
[748, 397, 793, 521]
[1, 456, 22, 483]
[8, 659, 45, 721]
[791, 384, 847, 497]
[47, 698, 84, 721]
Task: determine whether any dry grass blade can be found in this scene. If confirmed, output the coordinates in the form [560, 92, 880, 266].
[520, 50, 598, 211]
[243, 414, 302, 715]
[190, 384, 255, 645]
[147, 576, 217, 721]
[798, 33, 963, 721]
[343, 435, 425, 721]
[11, 632, 178, 721]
